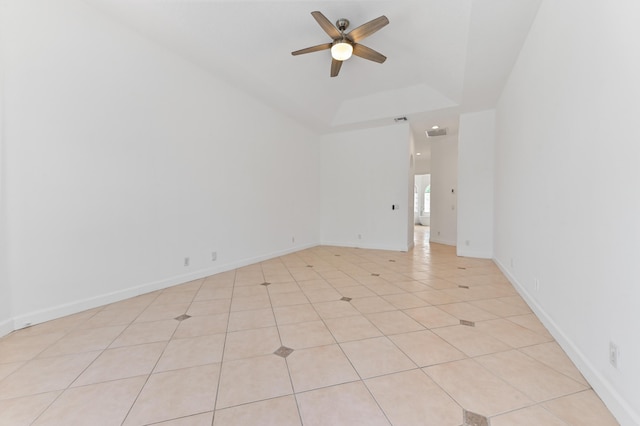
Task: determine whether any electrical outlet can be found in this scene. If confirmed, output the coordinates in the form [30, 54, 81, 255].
[184, 257, 190, 267]
[510, 258, 514, 268]
[211, 252, 217, 261]
[292, 236, 295, 243]
[534, 278, 540, 291]
[465, 240, 470, 246]
[609, 341, 619, 368]
[357, 234, 362, 240]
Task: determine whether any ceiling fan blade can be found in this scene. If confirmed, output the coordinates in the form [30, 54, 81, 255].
[330, 59, 343, 77]
[291, 43, 332, 56]
[347, 15, 389, 43]
[311, 11, 341, 40]
[352, 44, 387, 63]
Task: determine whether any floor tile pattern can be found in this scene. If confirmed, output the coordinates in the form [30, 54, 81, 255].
[0, 227, 620, 425]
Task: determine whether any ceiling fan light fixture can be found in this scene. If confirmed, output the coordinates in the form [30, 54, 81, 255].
[331, 41, 353, 61]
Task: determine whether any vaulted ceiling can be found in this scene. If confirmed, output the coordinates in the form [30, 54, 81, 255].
[83, 0, 542, 159]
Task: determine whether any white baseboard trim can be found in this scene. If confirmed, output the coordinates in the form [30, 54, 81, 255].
[494, 258, 640, 426]
[7, 242, 319, 335]
[320, 240, 410, 252]
[429, 236, 457, 246]
[0, 318, 14, 337]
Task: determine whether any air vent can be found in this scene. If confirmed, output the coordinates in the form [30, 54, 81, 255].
[394, 116, 408, 122]
[426, 127, 447, 137]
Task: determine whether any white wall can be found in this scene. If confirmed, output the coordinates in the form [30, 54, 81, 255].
[0, 12, 11, 335]
[2, 0, 320, 330]
[494, 1, 640, 424]
[429, 137, 458, 245]
[320, 124, 412, 251]
[457, 110, 494, 258]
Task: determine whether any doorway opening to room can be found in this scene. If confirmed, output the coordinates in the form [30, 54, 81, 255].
[414, 174, 431, 245]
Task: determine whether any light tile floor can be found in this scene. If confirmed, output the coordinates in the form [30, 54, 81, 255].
[0, 227, 620, 425]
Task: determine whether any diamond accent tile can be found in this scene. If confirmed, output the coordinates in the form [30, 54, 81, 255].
[459, 285, 470, 289]
[371, 273, 380, 277]
[306, 265, 314, 268]
[460, 319, 475, 327]
[174, 314, 191, 321]
[340, 297, 352, 302]
[274, 346, 294, 358]
[458, 267, 467, 270]
[260, 282, 271, 286]
[463, 409, 489, 426]
[388, 259, 396, 262]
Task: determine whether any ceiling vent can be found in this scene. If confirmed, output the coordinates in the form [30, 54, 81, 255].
[426, 127, 447, 137]
[394, 116, 408, 122]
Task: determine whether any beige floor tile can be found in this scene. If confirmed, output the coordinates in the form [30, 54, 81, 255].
[336, 285, 376, 299]
[303, 288, 342, 303]
[404, 306, 460, 329]
[392, 281, 432, 293]
[365, 310, 424, 335]
[216, 354, 292, 409]
[389, 330, 465, 367]
[33, 376, 146, 426]
[366, 369, 463, 426]
[173, 313, 228, 338]
[382, 293, 430, 309]
[0, 352, 99, 400]
[350, 296, 397, 314]
[227, 308, 275, 331]
[72, 342, 165, 386]
[213, 395, 301, 426]
[470, 298, 532, 317]
[194, 286, 233, 302]
[326, 277, 361, 288]
[367, 283, 405, 296]
[432, 324, 511, 357]
[151, 292, 197, 306]
[266, 282, 300, 294]
[507, 313, 554, 339]
[0, 332, 66, 364]
[124, 363, 220, 425]
[475, 318, 552, 347]
[340, 336, 416, 379]
[413, 290, 462, 305]
[476, 350, 587, 402]
[155, 334, 225, 372]
[425, 358, 532, 417]
[38, 325, 125, 358]
[296, 381, 390, 426]
[270, 291, 310, 307]
[230, 295, 271, 312]
[153, 412, 214, 426]
[0, 361, 23, 381]
[324, 315, 383, 342]
[135, 302, 191, 323]
[110, 319, 178, 348]
[520, 342, 587, 385]
[287, 344, 359, 392]
[233, 285, 269, 298]
[187, 299, 231, 316]
[104, 293, 158, 311]
[75, 307, 142, 329]
[491, 405, 569, 426]
[223, 327, 281, 360]
[438, 302, 498, 322]
[0, 391, 60, 426]
[279, 320, 336, 349]
[543, 390, 620, 426]
[312, 300, 360, 319]
[273, 304, 320, 325]
[297, 279, 331, 290]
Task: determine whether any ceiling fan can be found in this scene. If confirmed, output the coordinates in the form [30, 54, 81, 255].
[291, 11, 389, 77]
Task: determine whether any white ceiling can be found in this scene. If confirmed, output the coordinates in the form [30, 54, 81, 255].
[82, 0, 541, 157]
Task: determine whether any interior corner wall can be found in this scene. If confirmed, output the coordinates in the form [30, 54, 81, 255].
[457, 110, 494, 258]
[320, 124, 412, 252]
[429, 136, 458, 246]
[494, 0, 640, 424]
[2, 0, 321, 332]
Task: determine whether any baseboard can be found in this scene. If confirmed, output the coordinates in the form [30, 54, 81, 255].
[0, 317, 14, 338]
[456, 247, 492, 259]
[429, 236, 456, 246]
[320, 240, 410, 252]
[494, 258, 640, 426]
[9, 242, 319, 333]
